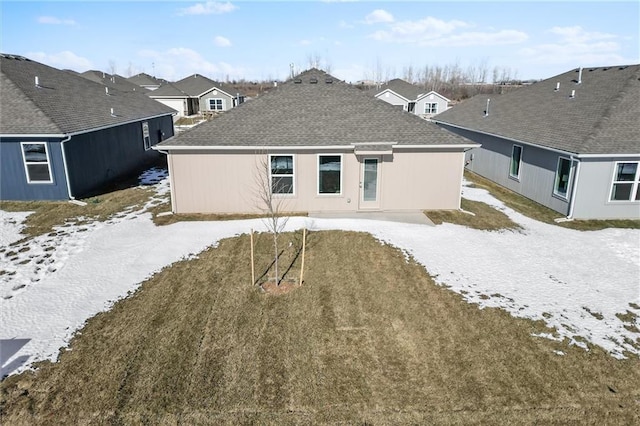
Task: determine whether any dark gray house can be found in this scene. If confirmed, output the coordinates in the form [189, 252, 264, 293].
[434, 65, 640, 220]
[0, 54, 176, 201]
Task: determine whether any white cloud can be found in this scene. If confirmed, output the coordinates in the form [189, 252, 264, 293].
[364, 9, 394, 24]
[137, 47, 246, 81]
[339, 20, 354, 29]
[298, 39, 312, 46]
[520, 26, 625, 67]
[37, 16, 76, 25]
[213, 36, 232, 47]
[178, 1, 236, 16]
[26, 51, 92, 70]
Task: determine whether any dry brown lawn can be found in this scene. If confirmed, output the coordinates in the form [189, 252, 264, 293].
[426, 198, 521, 231]
[1, 231, 638, 424]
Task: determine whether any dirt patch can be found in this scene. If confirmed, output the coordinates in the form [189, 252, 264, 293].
[260, 278, 300, 295]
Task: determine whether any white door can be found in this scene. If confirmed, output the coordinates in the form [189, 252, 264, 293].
[359, 157, 380, 210]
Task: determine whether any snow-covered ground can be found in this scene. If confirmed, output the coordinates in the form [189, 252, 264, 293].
[1, 170, 639, 378]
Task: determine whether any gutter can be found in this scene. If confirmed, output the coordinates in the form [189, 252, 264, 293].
[60, 135, 74, 200]
[152, 143, 480, 151]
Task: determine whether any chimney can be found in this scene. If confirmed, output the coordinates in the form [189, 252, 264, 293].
[555, 82, 560, 91]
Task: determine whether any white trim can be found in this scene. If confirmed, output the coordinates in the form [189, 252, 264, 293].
[424, 102, 438, 115]
[359, 157, 381, 209]
[207, 98, 225, 111]
[317, 153, 343, 196]
[198, 87, 234, 99]
[509, 144, 523, 180]
[20, 142, 53, 184]
[374, 89, 411, 103]
[608, 161, 640, 202]
[60, 135, 74, 199]
[269, 154, 296, 196]
[433, 120, 638, 159]
[142, 121, 151, 151]
[552, 156, 572, 200]
[566, 157, 581, 219]
[153, 143, 479, 151]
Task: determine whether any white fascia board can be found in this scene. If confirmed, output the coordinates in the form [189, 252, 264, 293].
[1, 133, 65, 138]
[394, 144, 480, 149]
[375, 89, 411, 103]
[153, 145, 357, 152]
[416, 91, 451, 103]
[576, 153, 640, 159]
[198, 87, 234, 98]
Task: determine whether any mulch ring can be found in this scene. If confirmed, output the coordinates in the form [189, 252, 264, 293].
[260, 278, 301, 295]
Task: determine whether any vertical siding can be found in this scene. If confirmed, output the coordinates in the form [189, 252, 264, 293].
[0, 137, 69, 200]
[167, 149, 464, 214]
[65, 116, 173, 198]
[441, 125, 571, 215]
[572, 157, 640, 219]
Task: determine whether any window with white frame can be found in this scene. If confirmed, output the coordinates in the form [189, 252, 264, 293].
[270, 155, 294, 194]
[21, 142, 53, 183]
[553, 157, 572, 198]
[142, 121, 151, 150]
[425, 103, 438, 114]
[318, 155, 342, 194]
[208, 98, 224, 111]
[510, 145, 522, 179]
[610, 162, 640, 201]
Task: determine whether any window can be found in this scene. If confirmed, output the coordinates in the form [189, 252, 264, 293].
[425, 103, 438, 114]
[553, 157, 572, 198]
[270, 155, 294, 194]
[318, 155, 342, 194]
[208, 98, 224, 111]
[21, 142, 52, 183]
[142, 121, 151, 150]
[510, 145, 522, 179]
[610, 162, 640, 201]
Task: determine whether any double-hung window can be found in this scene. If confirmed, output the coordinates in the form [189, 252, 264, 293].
[209, 98, 224, 111]
[553, 157, 572, 198]
[610, 162, 640, 201]
[425, 103, 438, 114]
[142, 121, 151, 150]
[510, 145, 522, 179]
[270, 155, 294, 194]
[318, 155, 342, 195]
[21, 142, 53, 183]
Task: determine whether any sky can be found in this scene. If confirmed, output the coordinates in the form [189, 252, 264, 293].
[1, 1, 639, 83]
[2, 169, 639, 378]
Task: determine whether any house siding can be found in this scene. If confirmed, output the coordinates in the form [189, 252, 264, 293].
[166, 149, 464, 214]
[375, 91, 409, 110]
[0, 137, 70, 200]
[415, 94, 449, 119]
[200, 90, 234, 113]
[572, 157, 640, 219]
[64, 115, 174, 198]
[443, 126, 572, 215]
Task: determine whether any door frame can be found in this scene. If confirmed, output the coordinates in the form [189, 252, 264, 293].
[358, 156, 381, 210]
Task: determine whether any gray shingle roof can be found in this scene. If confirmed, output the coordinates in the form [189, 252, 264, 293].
[0, 54, 176, 135]
[126, 72, 164, 87]
[148, 82, 190, 97]
[369, 78, 424, 101]
[158, 69, 472, 148]
[434, 65, 640, 155]
[80, 70, 149, 93]
[172, 74, 220, 97]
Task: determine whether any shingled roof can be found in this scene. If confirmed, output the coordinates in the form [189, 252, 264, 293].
[434, 64, 640, 155]
[369, 78, 425, 101]
[0, 54, 176, 136]
[80, 70, 149, 93]
[158, 69, 473, 148]
[126, 72, 165, 88]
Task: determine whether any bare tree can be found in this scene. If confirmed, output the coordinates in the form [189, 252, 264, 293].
[255, 153, 290, 285]
[108, 59, 117, 75]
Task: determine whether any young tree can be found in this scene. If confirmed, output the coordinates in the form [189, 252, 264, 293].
[255, 153, 290, 285]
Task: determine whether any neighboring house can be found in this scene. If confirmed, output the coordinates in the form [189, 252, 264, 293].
[126, 72, 165, 91]
[370, 79, 450, 119]
[80, 70, 149, 93]
[0, 54, 176, 201]
[154, 69, 478, 215]
[149, 74, 244, 118]
[434, 64, 640, 220]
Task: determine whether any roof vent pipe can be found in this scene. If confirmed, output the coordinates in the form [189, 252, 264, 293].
[484, 98, 490, 116]
[35, 76, 40, 87]
[577, 67, 583, 84]
[570, 90, 576, 98]
[555, 82, 560, 91]
[110, 108, 115, 116]
[105, 87, 109, 95]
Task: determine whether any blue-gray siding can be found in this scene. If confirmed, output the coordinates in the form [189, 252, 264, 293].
[0, 137, 70, 200]
[1, 115, 173, 201]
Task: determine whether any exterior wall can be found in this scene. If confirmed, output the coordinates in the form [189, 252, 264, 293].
[153, 98, 186, 117]
[572, 157, 640, 219]
[441, 125, 572, 215]
[415, 94, 450, 119]
[375, 91, 409, 110]
[0, 137, 70, 200]
[166, 149, 464, 214]
[200, 90, 234, 113]
[65, 115, 174, 198]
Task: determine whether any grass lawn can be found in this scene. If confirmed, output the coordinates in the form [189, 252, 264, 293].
[2, 231, 638, 424]
[425, 198, 521, 231]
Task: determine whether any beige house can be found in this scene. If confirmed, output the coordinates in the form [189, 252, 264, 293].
[155, 69, 478, 214]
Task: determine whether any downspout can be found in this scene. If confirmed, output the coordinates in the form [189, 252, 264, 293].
[566, 156, 581, 219]
[60, 135, 74, 199]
